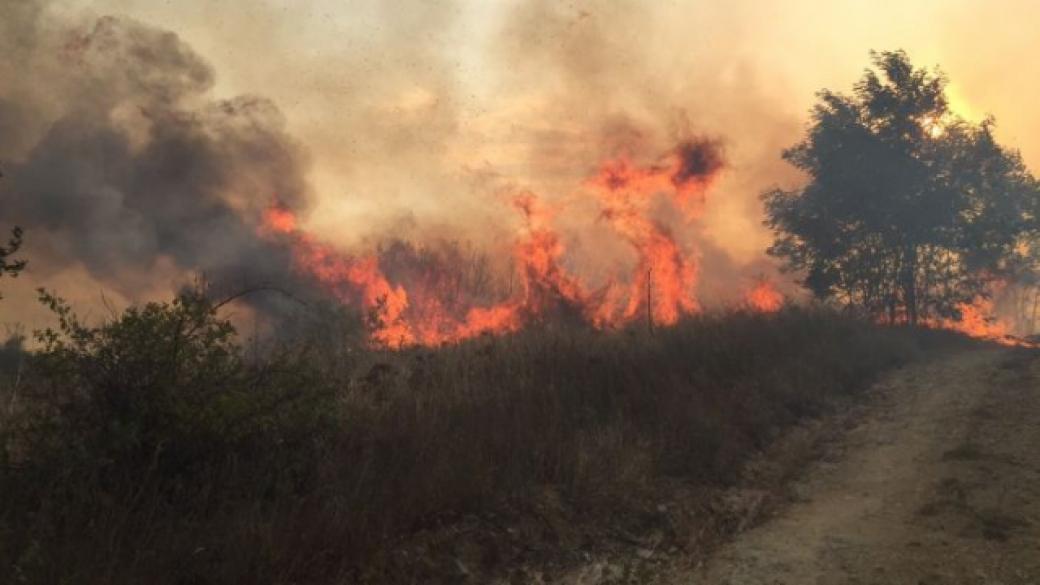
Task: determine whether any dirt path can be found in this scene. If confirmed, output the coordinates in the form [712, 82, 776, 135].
[689, 347, 1040, 585]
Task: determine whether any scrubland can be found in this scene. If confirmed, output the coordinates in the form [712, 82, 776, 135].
[0, 291, 965, 583]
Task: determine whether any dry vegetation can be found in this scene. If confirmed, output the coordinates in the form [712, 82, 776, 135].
[0, 291, 966, 583]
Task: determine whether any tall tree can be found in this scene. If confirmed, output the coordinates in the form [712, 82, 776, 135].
[1, 164, 27, 298]
[0, 226, 26, 299]
[764, 50, 1040, 324]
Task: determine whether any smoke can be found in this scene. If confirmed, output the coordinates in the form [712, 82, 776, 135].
[1, 0, 809, 333]
[480, 0, 801, 300]
[1, 4, 311, 315]
[259, 135, 729, 346]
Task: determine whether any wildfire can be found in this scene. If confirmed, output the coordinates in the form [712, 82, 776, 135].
[260, 149, 1025, 348]
[263, 203, 537, 346]
[588, 139, 724, 218]
[262, 207, 418, 345]
[584, 140, 723, 326]
[947, 298, 1010, 339]
[924, 296, 1027, 346]
[263, 207, 297, 233]
[258, 139, 801, 348]
[744, 279, 784, 313]
[511, 191, 587, 313]
[913, 278, 1036, 346]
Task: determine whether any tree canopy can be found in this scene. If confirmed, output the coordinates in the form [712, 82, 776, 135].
[764, 50, 1040, 324]
[1, 165, 27, 298]
[0, 227, 26, 298]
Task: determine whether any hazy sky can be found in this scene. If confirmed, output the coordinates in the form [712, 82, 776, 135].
[6, 0, 1040, 325]
[72, 0, 1038, 227]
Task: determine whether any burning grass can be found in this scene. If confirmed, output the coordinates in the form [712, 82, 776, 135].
[260, 140, 729, 348]
[0, 295, 966, 583]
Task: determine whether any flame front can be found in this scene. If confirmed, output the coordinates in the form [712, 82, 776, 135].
[259, 139, 792, 347]
[585, 141, 723, 326]
[260, 141, 1027, 348]
[910, 278, 1037, 346]
[923, 295, 1025, 346]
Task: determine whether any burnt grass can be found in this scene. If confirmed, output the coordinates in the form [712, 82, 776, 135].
[0, 305, 965, 583]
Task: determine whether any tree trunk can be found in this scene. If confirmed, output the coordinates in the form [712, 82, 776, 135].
[903, 245, 918, 325]
[1031, 286, 1039, 334]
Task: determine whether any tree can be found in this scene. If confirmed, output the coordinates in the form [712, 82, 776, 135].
[1, 163, 27, 298]
[0, 226, 26, 298]
[764, 50, 1040, 324]
[27, 287, 336, 481]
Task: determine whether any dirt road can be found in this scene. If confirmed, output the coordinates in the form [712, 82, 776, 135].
[689, 348, 1040, 584]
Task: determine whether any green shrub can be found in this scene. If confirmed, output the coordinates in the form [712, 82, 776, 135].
[11, 289, 337, 491]
[0, 298, 962, 584]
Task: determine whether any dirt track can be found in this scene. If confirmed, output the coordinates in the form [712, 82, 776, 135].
[688, 348, 1040, 584]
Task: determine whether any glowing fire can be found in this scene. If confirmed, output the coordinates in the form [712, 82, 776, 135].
[925, 296, 1022, 346]
[919, 280, 1034, 346]
[947, 298, 1010, 339]
[262, 208, 419, 345]
[264, 207, 297, 233]
[744, 279, 783, 313]
[511, 191, 587, 314]
[259, 140, 730, 346]
[584, 140, 724, 326]
[260, 137, 1026, 348]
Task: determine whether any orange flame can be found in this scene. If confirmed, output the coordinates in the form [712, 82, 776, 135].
[946, 298, 1011, 340]
[584, 141, 721, 326]
[511, 192, 587, 312]
[263, 207, 297, 233]
[924, 296, 1025, 346]
[263, 206, 528, 347]
[264, 209, 415, 345]
[744, 279, 783, 313]
[259, 139, 725, 347]
[916, 279, 1035, 346]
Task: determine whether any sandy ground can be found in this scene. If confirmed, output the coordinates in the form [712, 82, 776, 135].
[687, 347, 1040, 585]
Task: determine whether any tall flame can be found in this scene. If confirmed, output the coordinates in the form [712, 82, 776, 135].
[511, 192, 587, 314]
[261, 152, 1026, 347]
[262, 208, 417, 345]
[257, 139, 804, 347]
[584, 141, 723, 326]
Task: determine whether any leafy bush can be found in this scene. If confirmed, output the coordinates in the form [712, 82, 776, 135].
[9, 290, 337, 493]
[1, 296, 962, 584]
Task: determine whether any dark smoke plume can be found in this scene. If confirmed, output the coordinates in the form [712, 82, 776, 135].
[673, 139, 726, 187]
[1, 4, 310, 309]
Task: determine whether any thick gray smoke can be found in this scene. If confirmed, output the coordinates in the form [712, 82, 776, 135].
[0, 3, 310, 308]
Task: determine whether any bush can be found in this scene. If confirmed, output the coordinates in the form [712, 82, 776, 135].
[1, 297, 959, 584]
[18, 290, 335, 483]
[1, 291, 339, 579]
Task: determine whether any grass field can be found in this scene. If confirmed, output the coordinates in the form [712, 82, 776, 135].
[0, 293, 965, 583]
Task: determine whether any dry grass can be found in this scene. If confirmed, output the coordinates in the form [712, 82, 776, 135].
[0, 302, 964, 583]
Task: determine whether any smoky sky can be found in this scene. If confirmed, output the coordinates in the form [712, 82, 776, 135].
[674, 139, 726, 188]
[8, 0, 1039, 323]
[1, 4, 310, 307]
[0, 0, 802, 320]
